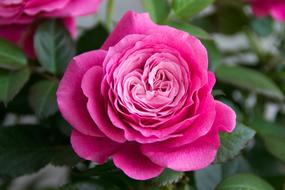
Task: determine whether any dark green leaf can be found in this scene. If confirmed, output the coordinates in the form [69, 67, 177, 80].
[172, 0, 215, 18]
[0, 125, 79, 177]
[34, 20, 75, 75]
[150, 169, 184, 186]
[202, 40, 221, 71]
[59, 182, 104, 190]
[216, 65, 284, 101]
[216, 123, 255, 163]
[142, 0, 170, 24]
[195, 165, 222, 190]
[250, 18, 273, 37]
[251, 118, 285, 162]
[0, 67, 30, 105]
[221, 156, 251, 178]
[0, 39, 27, 70]
[216, 174, 275, 190]
[77, 23, 109, 54]
[168, 21, 210, 39]
[29, 80, 58, 118]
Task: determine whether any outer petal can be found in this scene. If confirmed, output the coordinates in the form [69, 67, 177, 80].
[57, 50, 106, 137]
[214, 101, 236, 133]
[63, 17, 76, 38]
[112, 143, 164, 180]
[271, 5, 285, 21]
[0, 24, 35, 58]
[141, 127, 220, 171]
[81, 66, 126, 143]
[44, 0, 101, 17]
[101, 11, 157, 50]
[71, 130, 121, 164]
[25, 0, 70, 15]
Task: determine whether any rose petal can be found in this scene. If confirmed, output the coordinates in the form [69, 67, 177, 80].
[44, 0, 102, 17]
[101, 11, 157, 50]
[57, 50, 106, 137]
[71, 130, 121, 164]
[113, 143, 164, 180]
[25, 0, 70, 15]
[214, 101, 236, 133]
[63, 17, 76, 38]
[271, 5, 285, 21]
[81, 66, 126, 143]
[141, 127, 220, 171]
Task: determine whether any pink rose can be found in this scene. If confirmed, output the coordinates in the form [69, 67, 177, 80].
[249, 0, 285, 21]
[0, 0, 101, 57]
[57, 11, 236, 180]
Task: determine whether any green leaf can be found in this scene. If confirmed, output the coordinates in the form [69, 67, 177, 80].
[172, 0, 215, 18]
[0, 39, 27, 70]
[251, 118, 285, 162]
[34, 20, 75, 75]
[149, 169, 184, 186]
[59, 181, 121, 190]
[59, 182, 104, 190]
[216, 123, 255, 163]
[0, 125, 79, 177]
[0, 67, 30, 105]
[77, 24, 109, 54]
[29, 80, 58, 118]
[216, 65, 284, 101]
[142, 0, 170, 24]
[216, 174, 275, 190]
[202, 40, 221, 71]
[250, 17, 273, 37]
[221, 156, 251, 178]
[168, 21, 210, 39]
[195, 165, 222, 190]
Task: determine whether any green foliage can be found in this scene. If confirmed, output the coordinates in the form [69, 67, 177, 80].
[216, 65, 284, 101]
[0, 67, 30, 105]
[250, 18, 273, 37]
[0, 125, 79, 178]
[195, 165, 222, 190]
[0, 39, 27, 70]
[34, 20, 75, 75]
[172, 0, 215, 18]
[28, 80, 58, 118]
[216, 123, 256, 163]
[202, 40, 221, 71]
[142, 0, 170, 24]
[251, 118, 285, 162]
[216, 174, 275, 190]
[77, 24, 109, 53]
[168, 21, 210, 39]
[149, 169, 184, 186]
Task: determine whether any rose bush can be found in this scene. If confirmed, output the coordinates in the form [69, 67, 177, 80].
[0, 0, 101, 57]
[249, 0, 285, 21]
[57, 11, 236, 180]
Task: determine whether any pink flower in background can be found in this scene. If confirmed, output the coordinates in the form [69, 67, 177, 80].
[57, 11, 236, 180]
[0, 0, 101, 57]
[249, 0, 285, 21]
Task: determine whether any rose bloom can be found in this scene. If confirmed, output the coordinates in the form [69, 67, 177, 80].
[249, 0, 285, 21]
[57, 11, 236, 180]
[0, 0, 101, 57]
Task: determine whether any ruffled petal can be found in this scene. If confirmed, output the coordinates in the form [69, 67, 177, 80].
[81, 66, 126, 143]
[141, 127, 220, 171]
[101, 11, 157, 50]
[214, 101, 236, 133]
[57, 50, 106, 137]
[112, 143, 164, 180]
[71, 130, 121, 164]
